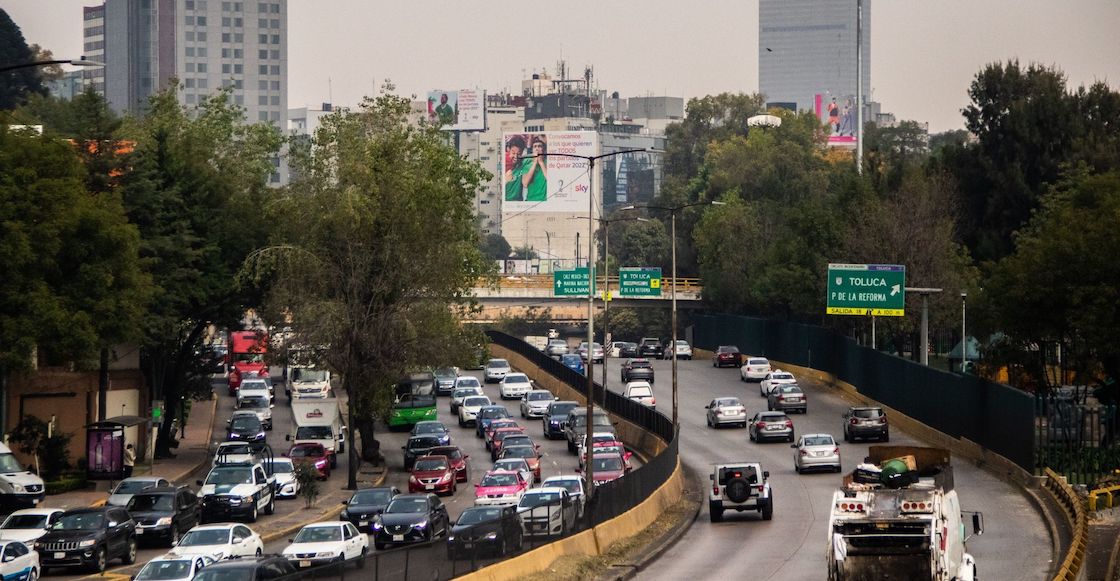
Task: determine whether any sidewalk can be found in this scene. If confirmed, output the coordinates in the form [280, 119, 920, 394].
[48, 395, 219, 510]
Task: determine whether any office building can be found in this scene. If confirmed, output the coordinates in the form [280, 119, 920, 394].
[82, 4, 106, 95]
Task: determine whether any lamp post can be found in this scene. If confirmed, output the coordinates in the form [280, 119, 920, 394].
[960, 291, 967, 372]
[622, 200, 724, 430]
[0, 57, 105, 74]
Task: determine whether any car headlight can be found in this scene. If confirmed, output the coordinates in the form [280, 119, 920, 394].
[229, 497, 242, 504]
[440, 472, 452, 482]
[409, 475, 419, 483]
[371, 522, 382, 530]
[11, 484, 24, 493]
[484, 532, 498, 540]
[156, 517, 173, 526]
[241, 495, 254, 503]
[341, 509, 350, 519]
[79, 539, 96, 547]
[413, 521, 427, 529]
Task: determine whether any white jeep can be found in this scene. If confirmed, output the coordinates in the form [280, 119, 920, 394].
[708, 462, 772, 522]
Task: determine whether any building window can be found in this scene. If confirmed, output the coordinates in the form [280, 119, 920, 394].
[198, 78, 208, 89]
[222, 63, 231, 74]
[234, 17, 243, 27]
[259, 111, 268, 121]
[270, 111, 280, 121]
[259, 95, 268, 106]
[222, 32, 231, 42]
[222, 16, 231, 26]
[234, 2, 242, 10]
[185, 15, 195, 25]
[270, 95, 279, 105]
[235, 94, 244, 105]
[185, 0, 195, 8]
[258, 80, 268, 90]
[258, 18, 268, 29]
[233, 64, 242, 74]
[222, 1, 231, 10]
[258, 2, 268, 11]
[197, 63, 207, 73]
[197, 16, 206, 26]
[222, 48, 230, 58]
[232, 33, 241, 42]
[198, 31, 208, 41]
[269, 65, 279, 75]
[270, 80, 280, 90]
[270, 3, 279, 13]
[186, 94, 197, 104]
[259, 49, 267, 59]
[186, 47, 196, 57]
[197, 47, 207, 57]
[270, 34, 280, 44]
[185, 78, 196, 88]
[259, 34, 268, 44]
[187, 31, 196, 41]
[270, 19, 279, 29]
[259, 65, 268, 75]
[234, 79, 243, 89]
[269, 49, 279, 59]
[186, 62, 196, 73]
[234, 48, 243, 58]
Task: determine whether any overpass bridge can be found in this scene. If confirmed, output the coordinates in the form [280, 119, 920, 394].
[466, 274, 703, 323]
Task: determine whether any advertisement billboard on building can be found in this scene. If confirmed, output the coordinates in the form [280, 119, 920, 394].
[815, 93, 858, 146]
[426, 89, 484, 131]
[501, 131, 599, 214]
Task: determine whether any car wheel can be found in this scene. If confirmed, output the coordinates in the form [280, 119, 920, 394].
[762, 498, 774, 521]
[168, 524, 180, 548]
[123, 537, 137, 564]
[708, 501, 724, 523]
[458, 417, 465, 428]
[843, 429, 850, 442]
[795, 463, 801, 474]
[89, 547, 107, 573]
[330, 455, 338, 469]
[499, 536, 508, 556]
[265, 493, 275, 515]
[248, 502, 258, 523]
[882, 431, 890, 443]
[256, 547, 263, 557]
[356, 547, 366, 569]
[749, 430, 755, 442]
[27, 568, 38, 581]
[788, 432, 795, 443]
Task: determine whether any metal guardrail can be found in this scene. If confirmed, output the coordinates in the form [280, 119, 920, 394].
[1088, 481, 1120, 512]
[1044, 467, 1089, 581]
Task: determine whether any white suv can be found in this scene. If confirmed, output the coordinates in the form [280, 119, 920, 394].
[662, 340, 693, 360]
[484, 359, 512, 384]
[708, 462, 772, 522]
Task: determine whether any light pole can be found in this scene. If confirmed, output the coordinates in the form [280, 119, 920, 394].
[0, 56, 105, 74]
[622, 200, 724, 430]
[961, 291, 967, 372]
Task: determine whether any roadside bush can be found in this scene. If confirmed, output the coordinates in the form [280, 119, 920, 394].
[293, 462, 320, 508]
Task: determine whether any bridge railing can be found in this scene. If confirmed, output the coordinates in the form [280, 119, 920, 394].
[483, 274, 702, 293]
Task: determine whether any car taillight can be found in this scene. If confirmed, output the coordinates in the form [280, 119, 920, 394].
[777, 395, 785, 401]
[879, 417, 888, 424]
[940, 526, 947, 551]
[833, 447, 840, 454]
[757, 421, 767, 428]
[712, 484, 720, 495]
[650, 398, 656, 405]
[785, 420, 793, 427]
[849, 418, 859, 425]
[799, 449, 808, 456]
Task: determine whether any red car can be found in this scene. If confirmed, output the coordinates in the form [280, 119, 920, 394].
[578, 451, 627, 486]
[583, 441, 633, 472]
[408, 454, 457, 495]
[483, 419, 520, 447]
[498, 444, 542, 483]
[489, 427, 527, 458]
[429, 445, 470, 483]
[288, 442, 331, 479]
[713, 345, 743, 368]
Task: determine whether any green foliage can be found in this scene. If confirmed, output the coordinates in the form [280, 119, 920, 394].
[480, 233, 512, 261]
[510, 246, 538, 260]
[7, 416, 71, 481]
[494, 308, 554, 338]
[0, 10, 45, 109]
[293, 462, 320, 508]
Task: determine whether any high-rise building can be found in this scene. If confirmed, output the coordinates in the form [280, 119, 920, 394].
[758, 0, 870, 117]
[97, 0, 287, 132]
[81, 4, 106, 95]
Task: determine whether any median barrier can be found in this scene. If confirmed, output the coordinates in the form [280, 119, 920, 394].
[1044, 468, 1089, 581]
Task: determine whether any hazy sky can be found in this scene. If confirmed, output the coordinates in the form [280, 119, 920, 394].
[4, 0, 1118, 132]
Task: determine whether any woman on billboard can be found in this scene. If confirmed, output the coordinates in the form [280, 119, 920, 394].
[521, 135, 548, 202]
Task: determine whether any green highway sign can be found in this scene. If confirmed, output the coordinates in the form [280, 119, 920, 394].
[554, 267, 593, 297]
[826, 263, 906, 316]
[618, 267, 662, 297]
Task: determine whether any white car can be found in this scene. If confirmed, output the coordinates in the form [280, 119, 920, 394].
[793, 433, 842, 473]
[234, 395, 273, 430]
[450, 384, 483, 414]
[499, 373, 533, 400]
[0, 508, 63, 543]
[282, 521, 368, 570]
[169, 524, 263, 561]
[265, 458, 300, 499]
[212, 442, 256, 467]
[519, 390, 555, 418]
[662, 340, 693, 360]
[492, 458, 535, 487]
[108, 476, 170, 507]
[541, 475, 586, 518]
[759, 369, 797, 397]
[740, 357, 773, 383]
[237, 380, 271, 404]
[484, 359, 512, 384]
[458, 395, 492, 427]
[517, 487, 576, 538]
[289, 367, 331, 400]
[623, 381, 656, 409]
[705, 397, 748, 429]
[134, 553, 216, 581]
[0, 540, 38, 581]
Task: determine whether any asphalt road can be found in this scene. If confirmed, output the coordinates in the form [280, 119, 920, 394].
[590, 356, 1051, 581]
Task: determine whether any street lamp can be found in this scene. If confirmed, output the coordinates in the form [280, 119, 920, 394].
[0, 56, 105, 74]
[961, 291, 968, 372]
[622, 200, 724, 430]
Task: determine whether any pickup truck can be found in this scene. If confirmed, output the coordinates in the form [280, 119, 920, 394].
[196, 461, 276, 523]
[708, 462, 772, 522]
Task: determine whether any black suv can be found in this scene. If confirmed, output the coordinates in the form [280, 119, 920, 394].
[447, 505, 524, 559]
[620, 358, 655, 383]
[842, 406, 889, 442]
[638, 337, 663, 357]
[226, 414, 266, 442]
[38, 507, 137, 573]
[340, 486, 400, 532]
[126, 486, 200, 547]
[191, 555, 297, 581]
[402, 435, 443, 471]
[542, 401, 579, 440]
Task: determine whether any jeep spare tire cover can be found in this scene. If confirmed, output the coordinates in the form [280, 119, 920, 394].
[726, 477, 752, 503]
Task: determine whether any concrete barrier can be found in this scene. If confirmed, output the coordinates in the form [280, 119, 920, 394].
[1043, 468, 1089, 581]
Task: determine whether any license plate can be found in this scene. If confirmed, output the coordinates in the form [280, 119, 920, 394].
[392, 534, 404, 541]
[425, 484, 434, 490]
[299, 560, 311, 568]
[31, 499, 38, 505]
[768, 425, 781, 430]
[54, 552, 65, 559]
[359, 520, 369, 527]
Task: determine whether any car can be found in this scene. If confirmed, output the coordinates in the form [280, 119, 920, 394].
[372, 493, 450, 550]
[189, 555, 297, 581]
[541, 475, 586, 518]
[741, 357, 773, 382]
[578, 452, 627, 486]
[517, 487, 576, 538]
[482, 419, 520, 446]
[792, 434, 841, 473]
[388, 392, 438, 430]
[282, 521, 368, 570]
[107, 476, 170, 507]
[433, 367, 459, 396]
[520, 389, 556, 418]
[768, 384, 808, 413]
[237, 378, 272, 404]
[708, 462, 773, 522]
[126, 486, 200, 547]
[428, 446, 470, 483]
[560, 353, 585, 375]
[212, 442, 258, 467]
[167, 523, 263, 562]
[662, 340, 693, 360]
[713, 345, 743, 368]
[749, 411, 795, 443]
[0, 540, 36, 580]
[577, 342, 604, 363]
[608, 341, 638, 358]
[577, 433, 630, 470]
[288, 443, 332, 479]
[499, 373, 534, 400]
[623, 381, 656, 409]
[473, 470, 529, 507]
[340, 487, 400, 532]
[196, 462, 276, 523]
[37, 507, 136, 573]
[564, 409, 616, 454]
[487, 427, 527, 460]
[133, 553, 215, 581]
[638, 337, 663, 357]
[458, 395, 492, 427]
[498, 444, 543, 483]
[484, 358, 512, 383]
[542, 400, 580, 440]
[410, 421, 452, 446]
[620, 358, 655, 383]
[545, 339, 569, 357]
[759, 370, 798, 396]
[401, 435, 443, 472]
[408, 455, 457, 495]
[447, 505, 523, 559]
[588, 441, 633, 472]
[263, 458, 299, 499]
[225, 413, 266, 443]
[450, 380, 483, 413]
[288, 366, 331, 400]
[843, 406, 889, 442]
[235, 395, 273, 430]
[0, 508, 62, 543]
[491, 458, 535, 488]
[705, 397, 748, 429]
[475, 405, 513, 439]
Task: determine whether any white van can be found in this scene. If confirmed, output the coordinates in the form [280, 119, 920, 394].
[0, 443, 45, 508]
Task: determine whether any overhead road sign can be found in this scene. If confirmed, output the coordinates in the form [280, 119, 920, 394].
[618, 267, 662, 297]
[826, 263, 905, 316]
[554, 267, 593, 297]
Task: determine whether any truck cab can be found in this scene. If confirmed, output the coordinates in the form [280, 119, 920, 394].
[288, 399, 345, 468]
[227, 331, 269, 396]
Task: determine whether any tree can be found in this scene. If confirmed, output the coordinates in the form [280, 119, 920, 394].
[863, 120, 930, 193]
[248, 89, 492, 489]
[119, 86, 281, 457]
[27, 44, 63, 81]
[0, 10, 45, 109]
[479, 233, 511, 261]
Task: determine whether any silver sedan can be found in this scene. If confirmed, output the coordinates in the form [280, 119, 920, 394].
[792, 433, 841, 473]
[705, 397, 748, 429]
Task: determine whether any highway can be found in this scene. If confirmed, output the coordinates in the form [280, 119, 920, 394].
[593, 356, 1051, 581]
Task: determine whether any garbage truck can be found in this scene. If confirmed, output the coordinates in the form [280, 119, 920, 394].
[826, 446, 983, 581]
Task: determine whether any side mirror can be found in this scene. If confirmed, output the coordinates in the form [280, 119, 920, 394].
[285, 434, 291, 441]
[704, 405, 710, 409]
[196, 480, 204, 486]
[708, 474, 714, 481]
[232, 537, 243, 545]
[763, 471, 770, 479]
[401, 446, 406, 450]
[3, 554, 13, 563]
[574, 467, 582, 474]
[270, 404, 275, 409]
[108, 521, 118, 527]
[341, 500, 348, 505]
[790, 444, 798, 448]
[463, 455, 470, 459]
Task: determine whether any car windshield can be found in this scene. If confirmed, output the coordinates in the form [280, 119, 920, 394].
[591, 415, 612, 427]
[230, 417, 259, 430]
[592, 456, 624, 471]
[1, 514, 47, 529]
[136, 560, 193, 580]
[435, 367, 457, 377]
[854, 409, 883, 418]
[217, 444, 252, 456]
[779, 385, 802, 394]
[480, 473, 518, 487]
[505, 374, 529, 383]
[113, 480, 158, 494]
[412, 423, 445, 435]
[294, 526, 341, 543]
[386, 498, 428, 514]
[408, 437, 441, 449]
[292, 368, 328, 382]
[295, 426, 334, 439]
[550, 403, 578, 416]
[0, 454, 23, 472]
[502, 446, 534, 458]
[266, 461, 293, 475]
[748, 359, 769, 365]
[240, 380, 268, 391]
[494, 460, 527, 472]
[234, 353, 264, 364]
[414, 458, 449, 471]
[239, 397, 268, 409]
[179, 528, 230, 546]
[206, 468, 252, 485]
[546, 480, 580, 495]
[675, 341, 688, 347]
[562, 355, 581, 363]
[128, 494, 174, 512]
[456, 378, 481, 388]
[351, 490, 394, 505]
[463, 397, 490, 407]
[52, 513, 104, 531]
[289, 446, 323, 458]
[487, 360, 509, 369]
[628, 386, 653, 397]
[457, 507, 501, 525]
[431, 448, 462, 460]
[715, 398, 741, 407]
[720, 346, 739, 352]
[480, 408, 509, 420]
[527, 392, 551, 401]
[804, 436, 835, 446]
[520, 492, 560, 508]
[773, 373, 794, 381]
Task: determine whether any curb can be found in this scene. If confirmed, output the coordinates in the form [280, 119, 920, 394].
[1021, 478, 1065, 579]
[610, 463, 703, 581]
[259, 464, 388, 545]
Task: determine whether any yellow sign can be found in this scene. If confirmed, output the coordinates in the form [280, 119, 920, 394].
[650, 279, 661, 289]
[826, 306, 905, 317]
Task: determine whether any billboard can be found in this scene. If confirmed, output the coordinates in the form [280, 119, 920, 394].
[426, 89, 484, 131]
[502, 131, 598, 214]
[815, 93, 858, 146]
